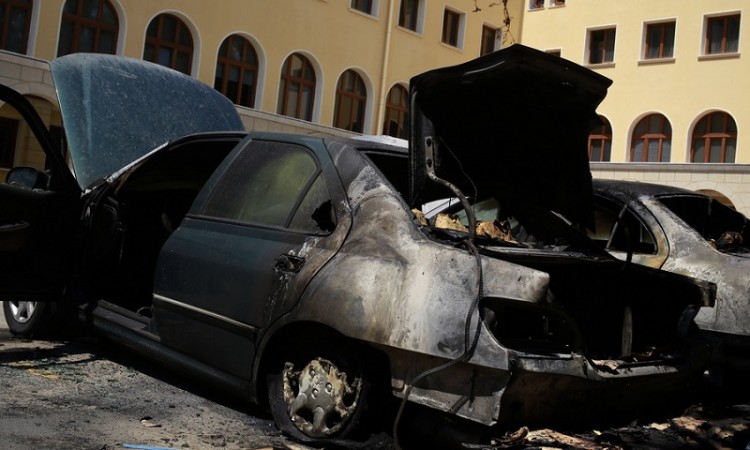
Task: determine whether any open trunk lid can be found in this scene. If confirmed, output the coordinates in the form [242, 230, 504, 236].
[409, 44, 612, 226]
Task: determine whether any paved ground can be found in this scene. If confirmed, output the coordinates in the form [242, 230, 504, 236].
[0, 314, 300, 450]
[2, 312, 750, 450]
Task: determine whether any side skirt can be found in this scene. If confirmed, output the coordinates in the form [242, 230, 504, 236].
[78, 301, 256, 402]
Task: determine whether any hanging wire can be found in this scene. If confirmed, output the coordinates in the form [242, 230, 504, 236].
[473, 0, 516, 45]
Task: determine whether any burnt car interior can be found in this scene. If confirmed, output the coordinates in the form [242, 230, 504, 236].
[657, 195, 750, 253]
[432, 200, 700, 360]
[82, 136, 243, 314]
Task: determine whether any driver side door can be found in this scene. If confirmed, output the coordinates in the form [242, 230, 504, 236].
[0, 84, 80, 301]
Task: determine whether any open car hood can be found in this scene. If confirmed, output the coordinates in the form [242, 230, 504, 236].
[409, 44, 612, 225]
[50, 53, 244, 190]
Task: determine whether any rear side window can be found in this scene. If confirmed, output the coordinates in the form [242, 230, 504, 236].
[658, 195, 749, 242]
[590, 196, 657, 254]
[202, 140, 335, 234]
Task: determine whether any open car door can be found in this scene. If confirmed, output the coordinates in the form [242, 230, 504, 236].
[0, 84, 80, 302]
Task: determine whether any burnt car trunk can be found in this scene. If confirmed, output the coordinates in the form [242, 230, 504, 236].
[478, 249, 710, 360]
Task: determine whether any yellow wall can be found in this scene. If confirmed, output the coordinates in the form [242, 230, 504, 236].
[25, 0, 518, 135]
[519, 0, 748, 163]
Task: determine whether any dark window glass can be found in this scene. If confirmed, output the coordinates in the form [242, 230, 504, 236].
[645, 21, 675, 59]
[289, 174, 335, 234]
[480, 25, 499, 55]
[442, 9, 460, 47]
[0, 0, 32, 54]
[333, 70, 366, 133]
[588, 116, 612, 162]
[399, 0, 419, 31]
[57, 0, 118, 56]
[277, 53, 316, 121]
[214, 35, 258, 108]
[589, 28, 616, 64]
[529, 0, 544, 9]
[382, 84, 408, 139]
[0, 117, 19, 168]
[203, 141, 328, 232]
[351, 0, 373, 15]
[143, 14, 193, 75]
[691, 112, 737, 163]
[706, 14, 740, 54]
[630, 114, 671, 162]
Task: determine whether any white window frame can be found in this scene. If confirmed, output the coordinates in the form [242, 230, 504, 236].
[584, 25, 617, 66]
[349, 0, 379, 18]
[397, 0, 426, 35]
[441, 6, 466, 49]
[700, 11, 741, 57]
[640, 18, 677, 63]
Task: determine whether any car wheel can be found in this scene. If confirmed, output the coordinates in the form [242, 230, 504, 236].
[267, 342, 372, 443]
[3, 301, 67, 338]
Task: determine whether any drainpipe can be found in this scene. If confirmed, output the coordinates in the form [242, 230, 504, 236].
[375, 0, 396, 135]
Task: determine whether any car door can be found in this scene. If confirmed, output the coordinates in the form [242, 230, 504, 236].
[151, 135, 349, 379]
[0, 84, 80, 302]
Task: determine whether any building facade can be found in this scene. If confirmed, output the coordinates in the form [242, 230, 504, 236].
[2, 0, 749, 214]
[0, 0, 518, 182]
[520, 0, 750, 214]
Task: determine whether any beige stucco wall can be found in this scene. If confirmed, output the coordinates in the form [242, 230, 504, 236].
[520, 0, 748, 163]
[519, 1, 750, 215]
[23, 0, 516, 136]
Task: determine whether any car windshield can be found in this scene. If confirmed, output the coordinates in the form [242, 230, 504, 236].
[50, 54, 244, 189]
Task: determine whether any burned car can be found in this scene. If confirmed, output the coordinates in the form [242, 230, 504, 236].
[1, 46, 715, 446]
[591, 179, 750, 376]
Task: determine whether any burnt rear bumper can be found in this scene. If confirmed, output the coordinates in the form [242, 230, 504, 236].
[497, 344, 712, 426]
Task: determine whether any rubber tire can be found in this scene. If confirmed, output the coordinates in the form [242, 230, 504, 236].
[3, 301, 67, 338]
[266, 340, 373, 444]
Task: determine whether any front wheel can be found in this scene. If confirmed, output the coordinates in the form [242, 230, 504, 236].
[267, 342, 372, 443]
[3, 301, 67, 338]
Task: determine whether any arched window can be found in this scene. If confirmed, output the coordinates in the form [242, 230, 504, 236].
[214, 35, 258, 108]
[57, 0, 118, 56]
[144, 14, 193, 75]
[277, 53, 316, 121]
[691, 112, 737, 163]
[0, 0, 32, 54]
[333, 70, 366, 133]
[382, 84, 408, 139]
[588, 115, 612, 162]
[630, 114, 671, 162]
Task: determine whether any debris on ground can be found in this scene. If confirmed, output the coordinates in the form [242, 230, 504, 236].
[458, 403, 750, 450]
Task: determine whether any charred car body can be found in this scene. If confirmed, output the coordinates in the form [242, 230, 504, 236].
[1, 46, 714, 444]
[591, 179, 750, 376]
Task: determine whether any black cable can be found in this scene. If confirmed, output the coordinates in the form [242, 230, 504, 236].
[392, 239, 485, 450]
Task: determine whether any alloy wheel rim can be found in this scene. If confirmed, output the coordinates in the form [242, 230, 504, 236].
[8, 301, 37, 324]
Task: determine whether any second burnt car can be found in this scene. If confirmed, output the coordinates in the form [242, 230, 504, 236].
[1, 45, 715, 446]
[590, 179, 750, 377]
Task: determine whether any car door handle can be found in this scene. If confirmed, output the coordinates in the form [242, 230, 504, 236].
[273, 254, 305, 274]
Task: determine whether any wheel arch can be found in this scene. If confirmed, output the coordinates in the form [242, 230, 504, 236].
[252, 320, 392, 407]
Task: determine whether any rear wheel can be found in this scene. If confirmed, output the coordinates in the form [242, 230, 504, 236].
[267, 339, 373, 443]
[3, 301, 67, 338]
